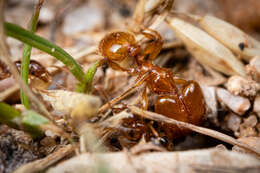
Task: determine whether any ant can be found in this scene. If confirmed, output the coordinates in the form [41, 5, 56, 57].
[0, 60, 50, 84]
[98, 29, 206, 147]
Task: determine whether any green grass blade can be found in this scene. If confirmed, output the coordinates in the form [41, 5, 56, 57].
[0, 102, 50, 139]
[20, 0, 43, 109]
[4, 22, 85, 83]
[22, 110, 49, 139]
[76, 60, 100, 93]
[0, 102, 21, 128]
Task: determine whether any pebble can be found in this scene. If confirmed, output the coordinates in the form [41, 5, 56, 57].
[225, 113, 241, 132]
[253, 96, 260, 118]
[239, 115, 258, 137]
[216, 88, 250, 115]
[200, 85, 217, 121]
[243, 115, 258, 128]
[239, 126, 257, 137]
[226, 75, 260, 97]
[246, 56, 260, 82]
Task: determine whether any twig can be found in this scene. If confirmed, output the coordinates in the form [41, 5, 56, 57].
[162, 40, 183, 49]
[0, 83, 19, 101]
[47, 149, 260, 173]
[0, 0, 52, 120]
[128, 105, 260, 158]
[20, 0, 44, 109]
[98, 72, 149, 113]
[192, 164, 260, 173]
[14, 145, 74, 173]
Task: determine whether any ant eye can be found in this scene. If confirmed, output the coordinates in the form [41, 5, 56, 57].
[99, 31, 136, 62]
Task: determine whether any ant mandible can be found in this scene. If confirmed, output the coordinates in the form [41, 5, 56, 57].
[98, 29, 206, 138]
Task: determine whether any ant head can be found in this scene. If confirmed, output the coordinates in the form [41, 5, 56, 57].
[99, 31, 140, 62]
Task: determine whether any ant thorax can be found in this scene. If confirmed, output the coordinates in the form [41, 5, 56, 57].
[135, 61, 177, 95]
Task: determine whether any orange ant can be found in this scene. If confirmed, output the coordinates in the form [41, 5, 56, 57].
[0, 60, 50, 82]
[98, 29, 206, 144]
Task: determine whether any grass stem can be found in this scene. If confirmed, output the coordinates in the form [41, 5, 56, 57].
[4, 22, 85, 84]
[20, 0, 44, 109]
[76, 60, 101, 93]
[0, 102, 49, 138]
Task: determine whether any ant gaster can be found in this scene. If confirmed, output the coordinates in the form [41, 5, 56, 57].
[99, 29, 206, 139]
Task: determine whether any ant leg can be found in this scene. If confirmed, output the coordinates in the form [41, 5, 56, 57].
[95, 85, 125, 115]
[140, 29, 163, 61]
[94, 85, 112, 109]
[98, 72, 150, 113]
[141, 87, 148, 110]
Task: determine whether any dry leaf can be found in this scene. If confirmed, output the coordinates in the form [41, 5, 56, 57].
[199, 15, 260, 61]
[145, 0, 164, 12]
[39, 90, 101, 115]
[166, 17, 246, 76]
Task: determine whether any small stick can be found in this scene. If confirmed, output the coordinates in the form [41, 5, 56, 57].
[129, 105, 260, 157]
[162, 40, 183, 50]
[98, 72, 149, 113]
[0, 83, 19, 101]
[14, 145, 74, 173]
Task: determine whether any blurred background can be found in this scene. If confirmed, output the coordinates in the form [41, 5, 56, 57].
[5, 0, 260, 58]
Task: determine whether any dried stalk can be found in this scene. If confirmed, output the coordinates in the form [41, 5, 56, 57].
[132, 0, 174, 32]
[162, 40, 183, 49]
[0, 0, 52, 120]
[14, 145, 74, 173]
[98, 72, 149, 113]
[47, 148, 260, 173]
[128, 105, 260, 157]
[0, 84, 19, 101]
